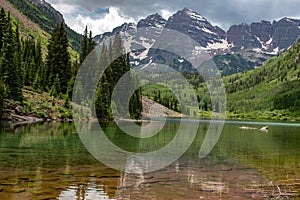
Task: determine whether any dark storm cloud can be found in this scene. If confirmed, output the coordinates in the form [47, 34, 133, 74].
[48, 0, 300, 30]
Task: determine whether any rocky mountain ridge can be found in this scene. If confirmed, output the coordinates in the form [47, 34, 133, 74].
[95, 8, 300, 55]
[94, 8, 300, 74]
[227, 17, 300, 54]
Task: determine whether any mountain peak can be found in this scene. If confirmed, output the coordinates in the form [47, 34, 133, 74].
[137, 13, 167, 29]
[182, 7, 193, 13]
[278, 17, 300, 24]
[149, 13, 164, 19]
[112, 22, 137, 34]
[166, 8, 225, 47]
[179, 7, 207, 22]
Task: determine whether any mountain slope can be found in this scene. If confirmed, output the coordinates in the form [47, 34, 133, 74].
[225, 39, 300, 120]
[0, 0, 49, 52]
[165, 8, 226, 47]
[227, 18, 300, 54]
[6, 0, 82, 52]
[94, 8, 300, 76]
[143, 38, 300, 121]
[0, 4, 76, 121]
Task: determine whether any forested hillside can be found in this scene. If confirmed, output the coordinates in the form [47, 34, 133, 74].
[0, 6, 75, 119]
[224, 39, 300, 120]
[0, 0, 49, 51]
[6, 0, 82, 52]
[142, 39, 300, 121]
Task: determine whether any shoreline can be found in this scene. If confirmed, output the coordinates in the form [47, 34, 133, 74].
[1, 113, 299, 127]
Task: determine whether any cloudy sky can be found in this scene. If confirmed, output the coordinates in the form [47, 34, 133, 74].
[47, 0, 300, 35]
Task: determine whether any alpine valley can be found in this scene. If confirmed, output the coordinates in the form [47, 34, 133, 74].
[0, 0, 299, 121]
[1, 2, 300, 200]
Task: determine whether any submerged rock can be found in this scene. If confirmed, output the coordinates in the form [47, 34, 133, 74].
[259, 126, 269, 132]
[239, 126, 257, 130]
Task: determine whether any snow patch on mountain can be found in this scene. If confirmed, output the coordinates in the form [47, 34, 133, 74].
[207, 39, 232, 50]
[268, 47, 280, 55]
[254, 35, 268, 50]
[253, 48, 263, 53]
[183, 8, 207, 22]
[141, 58, 153, 69]
[266, 37, 273, 45]
[202, 27, 217, 35]
[178, 59, 184, 63]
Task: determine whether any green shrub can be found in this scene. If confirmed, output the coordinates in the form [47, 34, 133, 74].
[32, 109, 46, 118]
[0, 81, 7, 114]
[58, 107, 72, 119]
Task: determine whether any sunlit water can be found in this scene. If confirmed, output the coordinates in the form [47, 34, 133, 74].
[0, 120, 299, 199]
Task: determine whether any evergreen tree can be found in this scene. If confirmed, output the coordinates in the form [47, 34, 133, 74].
[95, 72, 112, 119]
[76, 27, 96, 101]
[0, 80, 6, 114]
[46, 23, 71, 95]
[127, 54, 142, 119]
[34, 40, 42, 67]
[1, 21, 23, 101]
[111, 34, 126, 84]
[80, 26, 89, 64]
[33, 40, 45, 90]
[0, 7, 8, 51]
[22, 38, 43, 87]
[50, 74, 60, 97]
[95, 44, 112, 119]
[14, 25, 23, 88]
[88, 30, 95, 53]
[66, 57, 80, 97]
[94, 34, 142, 120]
[22, 38, 34, 85]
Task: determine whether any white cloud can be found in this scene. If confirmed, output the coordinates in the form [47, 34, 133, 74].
[50, 3, 77, 15]
[72, 7, 135, 34]
[48, 0, 300, 34]
[160, 9, 173, 20]
[49, 4, 135, 35]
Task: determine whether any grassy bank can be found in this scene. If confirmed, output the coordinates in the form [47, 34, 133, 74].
[1, 87, 74, 121]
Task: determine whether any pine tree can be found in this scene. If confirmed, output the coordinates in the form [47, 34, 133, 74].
[33, 66, 42, 90]
[94, 34, 142, 120]
[22, 38, 32, 85]
[50, 74, 60, 97]
[127, 54, 142, 119]
[0, 7, 9, 51]
[111, 34, 126, 84]
[95, 72, 113, 119]
[46, 23, 71, 95]
[95, 44, 112, 119]
[66, 57, 80, 97]
[0, 80, 6, 114]
[88, 30, 95, 53]
[77, 27, 99, 99]
[80, 26, 89, 64]
[33, 40, 45, 90]
[1, 21, 23, 101]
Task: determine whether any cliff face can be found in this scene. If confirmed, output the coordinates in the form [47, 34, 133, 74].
[95, 8, 300, 56]
[93, 8, 300, 75]
[227, 18, 300, 54]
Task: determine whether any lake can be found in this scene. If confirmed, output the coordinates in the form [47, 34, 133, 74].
[0, 120, 299, 199]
